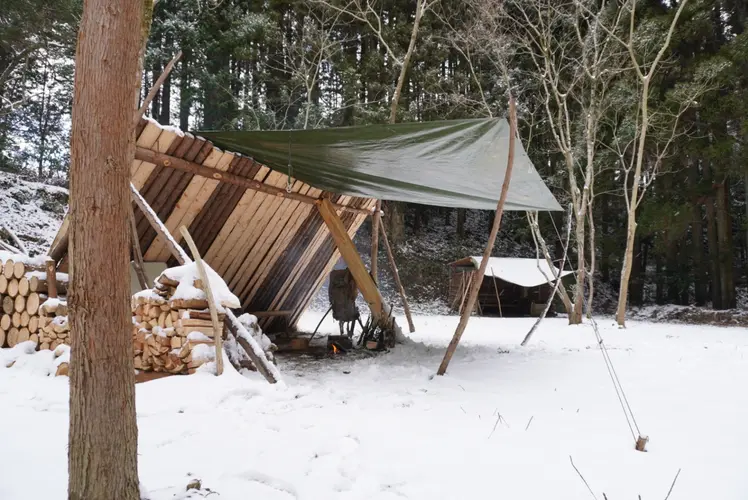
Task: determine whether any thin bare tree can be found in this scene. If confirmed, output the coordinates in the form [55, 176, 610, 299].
[602, 0, 694, 326]
[456, 0, 628, 324]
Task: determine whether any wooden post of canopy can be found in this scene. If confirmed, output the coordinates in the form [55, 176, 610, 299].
[371, 200, 382, 284]
[379, 221, 415, 333]
[437, 96, 518, 376]
[316, 198, 384, 320]
[129, 183, 281, 384]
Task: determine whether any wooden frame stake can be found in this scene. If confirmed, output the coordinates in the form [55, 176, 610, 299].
[379, 221, 415, 332]
[437, 96, 519, 376]
[130, 206, 148, 290]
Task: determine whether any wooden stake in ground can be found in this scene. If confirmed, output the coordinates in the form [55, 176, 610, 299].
[45, 258, 57, 299]
[371, 200, 381, 284]
[130, 206, 148, 290]
[179, 225, 224, 376]
[67, 0, 143, 497]
[437, 96, 519, 376]
[379, 220, 415, 333]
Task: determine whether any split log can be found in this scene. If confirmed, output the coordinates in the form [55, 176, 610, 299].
[0, 275, 7, 294]
[56, 363, 69, 377]
[18, 277, 29, 296]
[7, 279, 18, 297]
[26, 293, 40, 315]
[0, 314, 10, 331]
[28, 315, 39, 333]
[0, 329, 4, 348]
[29, 333, 39, 346]
[20, 311, 29, 327]
[14, 295, 25, 314]
[11, 312, 20, 328]
[2, 296, 13, 315]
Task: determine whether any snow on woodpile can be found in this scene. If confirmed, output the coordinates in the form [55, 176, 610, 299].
[0, 171, 67, 256]
[160, 262, 240, 311]
[132, 263, 239, 374]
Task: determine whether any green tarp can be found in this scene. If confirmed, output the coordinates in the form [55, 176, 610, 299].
[196, 118, 561, 211]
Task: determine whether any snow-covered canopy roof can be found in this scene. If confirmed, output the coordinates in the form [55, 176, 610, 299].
[451, 257, 573, 288]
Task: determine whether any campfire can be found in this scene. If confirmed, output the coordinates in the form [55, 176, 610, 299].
[327, 335, 352, 355]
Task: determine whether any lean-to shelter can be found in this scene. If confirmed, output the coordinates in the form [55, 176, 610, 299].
[48, 117, 560, 334]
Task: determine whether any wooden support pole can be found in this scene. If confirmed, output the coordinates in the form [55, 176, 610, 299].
[316, 198, 384, 320]
[129, 206, 148, 290]
[379, 220, 415, 333]
[134, 147, 373, 216]
[180, 225, 224, 376]
[48, 214, 70, 262]
[45, 258, 58, 299]
[437, 96, 518, 376]
[134, 50, 182, 124]
[130, 182, 280, 383]
[371, 200, 382, 284]
[491, 269, 502, 317]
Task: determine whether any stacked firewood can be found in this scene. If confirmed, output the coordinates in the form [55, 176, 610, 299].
[0, 256, 66, 349]
[132, 267, 232, 375]
[37, 299, 70, 350]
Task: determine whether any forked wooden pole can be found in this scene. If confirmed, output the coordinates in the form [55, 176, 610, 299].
[380, 221, 415, 332]
[491, 268, 502, 317]
[134, 50, 182, 124]
[129, 206, 149, 290]
[437, 96, 518, 376]
[180, 225, 224, 376]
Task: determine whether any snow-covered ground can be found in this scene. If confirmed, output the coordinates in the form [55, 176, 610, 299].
[1, 314, 747, 500]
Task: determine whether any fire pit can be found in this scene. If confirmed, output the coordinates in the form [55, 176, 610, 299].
[327, 335, 353, 354]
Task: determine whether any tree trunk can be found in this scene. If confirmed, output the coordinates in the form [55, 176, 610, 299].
[569, 213, 586, 325]
[456, 208, 466, 238]
[705, 191, 722, 308]
[691, 162, 707, 306]
[385, 201, 406, 246]
[179, 48, 190, 131]
[630, 236, 644, 307]
[715, 179, 736, 308]
[67, 0, 143, 498]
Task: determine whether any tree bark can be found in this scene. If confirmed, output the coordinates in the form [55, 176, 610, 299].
[715, 178, 736, 308]
[690, 161, 707, 306]
[456, 208, 466, 238]
[67, 0, 144, 499]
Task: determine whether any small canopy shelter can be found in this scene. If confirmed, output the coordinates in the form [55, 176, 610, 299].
[48, 117, 561, 337]
[449, 257, 572, 317]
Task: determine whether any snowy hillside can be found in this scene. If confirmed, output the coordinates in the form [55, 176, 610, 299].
[0, 172, 67, 256]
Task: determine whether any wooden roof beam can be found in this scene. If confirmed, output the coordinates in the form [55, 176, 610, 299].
[134, 147, 374, 217]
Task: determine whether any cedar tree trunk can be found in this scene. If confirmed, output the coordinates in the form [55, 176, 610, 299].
[68, 0, 144, 499]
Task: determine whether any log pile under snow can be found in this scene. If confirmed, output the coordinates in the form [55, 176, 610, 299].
[0, 253, 67, 350]
[132, 263, 240, 375]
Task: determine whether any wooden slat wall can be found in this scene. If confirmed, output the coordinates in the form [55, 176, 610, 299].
[52, 119, 375, 333]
